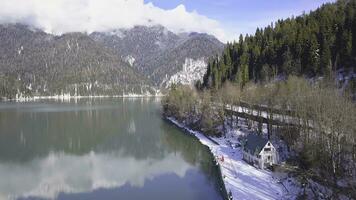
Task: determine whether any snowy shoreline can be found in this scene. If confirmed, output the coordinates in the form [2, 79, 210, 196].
[1, 94, 164, 102]
[166, 117, 300, 200]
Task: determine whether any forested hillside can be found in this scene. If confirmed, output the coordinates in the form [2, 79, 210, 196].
[0, 24, 224, 99]
[0, 24, 153, 99]
[91, 26, 224, 86]
[202, 0, 356, 89]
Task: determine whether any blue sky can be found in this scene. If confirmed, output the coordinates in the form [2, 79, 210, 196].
[145, 0, 335, 39]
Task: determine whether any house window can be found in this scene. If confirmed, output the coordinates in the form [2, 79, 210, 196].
[264, 148, 271, 151]
[267, 156, 271, 160]
[267, 143, 270, 146]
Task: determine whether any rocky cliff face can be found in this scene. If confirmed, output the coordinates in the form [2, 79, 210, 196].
[90, 25, 224, 86]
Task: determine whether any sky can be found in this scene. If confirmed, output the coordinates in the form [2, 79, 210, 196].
[145, 0, 336, 41]
[0, 0, 335, 42]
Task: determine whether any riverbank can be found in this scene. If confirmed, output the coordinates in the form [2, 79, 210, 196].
[166, 117, 301, 200]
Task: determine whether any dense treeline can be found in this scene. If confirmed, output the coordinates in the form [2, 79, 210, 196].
[163, 78, 356, 198]
[202, 0, 356, 90]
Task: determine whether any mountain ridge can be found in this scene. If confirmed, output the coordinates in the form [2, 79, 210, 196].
[0, 24, 153, 99]
[90, 25, 225, 86]
[0, 23, 224, 99]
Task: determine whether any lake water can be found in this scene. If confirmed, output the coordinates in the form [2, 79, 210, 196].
[0, 98, 225, 200]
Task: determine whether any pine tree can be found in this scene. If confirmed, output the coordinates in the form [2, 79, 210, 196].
[306, 34, 320, 76]
[320, 36, 332, 77]
[239, 44, 250, 87]
[224, 46, 233, 78]
[282, 46, 293, 75]
[212, 61, 220, 90]
[202, 62, 211, 88]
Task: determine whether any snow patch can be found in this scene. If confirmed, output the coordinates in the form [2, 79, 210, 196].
[109, 29, 126, 39]
[26, 83, 32, 91]
[18, 46, 23, 55]
[164, 58, 206, 88]
[124, 55, 135, 66]
[67, 41, 71, 50]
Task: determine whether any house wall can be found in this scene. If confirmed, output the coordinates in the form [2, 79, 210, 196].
[242, 151, 263, 168]
[259, 142, 278, 168]
[243, 141, 279, 169]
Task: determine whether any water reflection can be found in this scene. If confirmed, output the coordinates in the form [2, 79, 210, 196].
[0, 151, 191, 199]
[0, 98, 223, 200]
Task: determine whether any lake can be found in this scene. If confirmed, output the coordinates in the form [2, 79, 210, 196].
[0, 98, 225, 200]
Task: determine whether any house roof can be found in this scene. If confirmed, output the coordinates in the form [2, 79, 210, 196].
[243, 134, 268, 156]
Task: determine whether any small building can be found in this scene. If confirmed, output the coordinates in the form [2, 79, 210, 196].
[242, 134, 278, 169]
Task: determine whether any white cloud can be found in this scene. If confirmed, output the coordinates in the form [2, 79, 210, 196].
[0, 0, 231, 42]
[0, 151, 191, 199]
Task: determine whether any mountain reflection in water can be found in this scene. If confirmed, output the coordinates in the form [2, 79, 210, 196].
[0, 98, 223, 200]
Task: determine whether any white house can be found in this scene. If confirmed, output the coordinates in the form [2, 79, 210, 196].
[242, 134, 279, 169]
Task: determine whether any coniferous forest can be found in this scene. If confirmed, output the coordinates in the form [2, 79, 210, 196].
[201, 0, 356, 90]
[163, 0, 356, 198]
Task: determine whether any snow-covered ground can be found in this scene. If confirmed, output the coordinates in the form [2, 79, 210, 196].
[3, 87, 164, 102]
[164, 58, 206, 88]
[226, 105, 300, 126]
[167, 117, 301, 200]
[3, 92, 164, 102]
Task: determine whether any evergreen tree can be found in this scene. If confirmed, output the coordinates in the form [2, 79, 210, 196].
[239, 45, 250, 87]
[320, 36, 332, 76]
[282, 46, 293, 75]
[306, 34, 320, 76]
[201, 0, 356, 89]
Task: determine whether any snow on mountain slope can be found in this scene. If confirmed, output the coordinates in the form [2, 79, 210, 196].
[90, 26, 224, 86]
[124, 55, 136, 66]
[163, 58, 206, 88]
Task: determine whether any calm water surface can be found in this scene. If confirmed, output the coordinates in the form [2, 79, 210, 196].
[0, 98, 224, 200]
